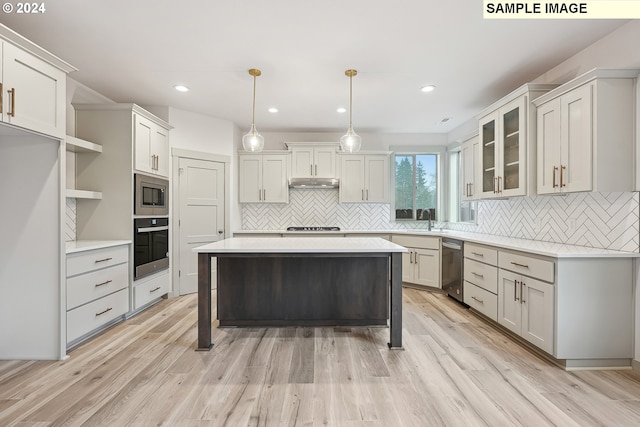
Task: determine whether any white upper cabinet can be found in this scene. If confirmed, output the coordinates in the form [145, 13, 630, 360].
[477, 84, 556, 199]
[238, 152, 290, 203]
[286, 142, 338, 178]
[134, 114, 170, 177]
[461, 133, 479, 201]
[339, 154, 390, 203]
[534, 69, 638, 195]
[0, 33, 75, 139]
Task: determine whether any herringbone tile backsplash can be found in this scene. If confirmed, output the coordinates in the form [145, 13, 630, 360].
[242, 189, 640, 252]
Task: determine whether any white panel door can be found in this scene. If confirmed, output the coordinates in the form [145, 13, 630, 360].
[134, 115, 153, 174]
[291, 147, 313, 178]
[497, 269, 522, 335]
[238, 155, 262, 203]
[177, 158, 225, 295]
[561, 83, 593, 193]
[152, 126, 170, 177]
[262, 154, 289, 203]
[314, 147, 336, 178]
[365, 155, 389, 202]
[340, 156, 365, 202]
[536, 98, 561, 195]
[521, 277, 554, 354]
[414, 248, 440, 288]
[2, 43, 66, 138]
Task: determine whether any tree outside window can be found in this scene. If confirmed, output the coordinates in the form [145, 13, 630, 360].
[394, 154, 438, 221]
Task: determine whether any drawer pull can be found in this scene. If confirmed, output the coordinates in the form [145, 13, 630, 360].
[95, 280, 113, 287]
[96, 307, 113, 316]
[95, 257, 113, 263]
[471, 272, 484, 278]
[510, 261, 529, 269]
[471, 252, 484, 257]
[150, 286, 161, 293]
[471, 296, 484, 304]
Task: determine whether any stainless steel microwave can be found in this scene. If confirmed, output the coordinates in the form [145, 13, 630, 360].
[134, 174, 169, 216]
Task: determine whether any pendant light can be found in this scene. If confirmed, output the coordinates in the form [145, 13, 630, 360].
[242, 68, 265, 152]
[340, 69, 362, 153]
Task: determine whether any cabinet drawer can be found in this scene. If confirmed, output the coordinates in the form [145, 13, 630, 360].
[464, 243, 498, 265]
[464, 258, 498, 294]
[392, 235, 439, 250]
[464, 281, 497, 322]
[134, 272, 170, 310]
[67, 288, 129, 343]
[67, 246, 129, 277]
[67, 263, 129, 310]
[499, 251, 554, 283]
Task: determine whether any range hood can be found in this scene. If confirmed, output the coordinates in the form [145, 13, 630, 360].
[288, 177, 339, 189]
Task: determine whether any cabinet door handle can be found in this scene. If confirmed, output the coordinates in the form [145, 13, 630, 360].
[310, 164, 313, 175]
[7, 88, 15, 117]
[514, 279, 519, 301]
[258, 189, 262, 201]
[95, 257, 113, 263]
[315, 164, 318, 175]
[95, 279, 113, 287]
[366, 189, 369, 201]
[471, 252, 484, 258]
[521, 281, 526, 304]
[361, 189, 364, 201]
[471, 296, 484, 304]
[560, 165, 566, 187]
[498, 176, 502, 193]
[95, 307, 113, 316]
[471, 272, 484, 278]
[150, 286, 161, 293]
[552, 166, 558, 188]
[494, 177, 497, 194]
[263, 189, 266, 200]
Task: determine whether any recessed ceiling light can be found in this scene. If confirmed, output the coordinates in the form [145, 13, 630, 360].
[268, 107, 278, 113]
[439, 117, 451, 125]
[337, 107, 347, 113]
[174, 85, 190, 92]
[421, 85, 436, 93]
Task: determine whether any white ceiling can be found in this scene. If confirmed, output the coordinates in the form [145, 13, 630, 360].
[0, 1, 627, 134]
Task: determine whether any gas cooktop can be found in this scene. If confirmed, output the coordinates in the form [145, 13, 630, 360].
[286, 226, 341, 232]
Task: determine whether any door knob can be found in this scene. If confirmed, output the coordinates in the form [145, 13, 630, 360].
[218, 230, 224, 235]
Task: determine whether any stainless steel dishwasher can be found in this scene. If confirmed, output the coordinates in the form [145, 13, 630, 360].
[442, 238, 465, 304]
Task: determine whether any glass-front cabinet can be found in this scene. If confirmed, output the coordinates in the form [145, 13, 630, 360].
[478, 96, 527, 198]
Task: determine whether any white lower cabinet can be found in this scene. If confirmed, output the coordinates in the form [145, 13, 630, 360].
[392, 235, 440, 288]
[133, 271, 170, 311]
[498, 269, 554, 354]
[66, 244, 130, 346]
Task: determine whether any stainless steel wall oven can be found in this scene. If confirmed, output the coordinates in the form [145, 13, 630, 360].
[134, 217, 169, 280]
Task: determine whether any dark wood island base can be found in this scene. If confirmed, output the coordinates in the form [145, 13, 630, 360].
[195, 238, 405, 351]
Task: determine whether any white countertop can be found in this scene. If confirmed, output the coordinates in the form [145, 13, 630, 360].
[66, 240, 132, 254]
[193, 237, 408, 254]
[233, 229, 640, 258]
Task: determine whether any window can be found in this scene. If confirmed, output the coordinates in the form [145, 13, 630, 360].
[394, 154, 438, 221]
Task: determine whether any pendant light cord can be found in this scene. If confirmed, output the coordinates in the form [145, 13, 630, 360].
[251, 73, 257, 128]
[349, 74, 353, 129]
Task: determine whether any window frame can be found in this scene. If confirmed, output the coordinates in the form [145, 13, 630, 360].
[391, 149, 444, 222]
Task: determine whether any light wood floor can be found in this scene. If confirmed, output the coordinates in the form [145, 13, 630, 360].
[2, 288, 640, 427]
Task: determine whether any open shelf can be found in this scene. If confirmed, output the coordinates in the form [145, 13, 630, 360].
[66, 189, 103, 200]
[66, 135, 102, 153]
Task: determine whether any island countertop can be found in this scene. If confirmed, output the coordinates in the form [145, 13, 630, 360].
[193, 237, 408, 254]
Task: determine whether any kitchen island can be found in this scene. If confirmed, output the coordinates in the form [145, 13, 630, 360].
[194, 237, 407, 350]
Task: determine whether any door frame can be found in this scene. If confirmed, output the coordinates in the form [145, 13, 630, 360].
[171, 148, 231, 297]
